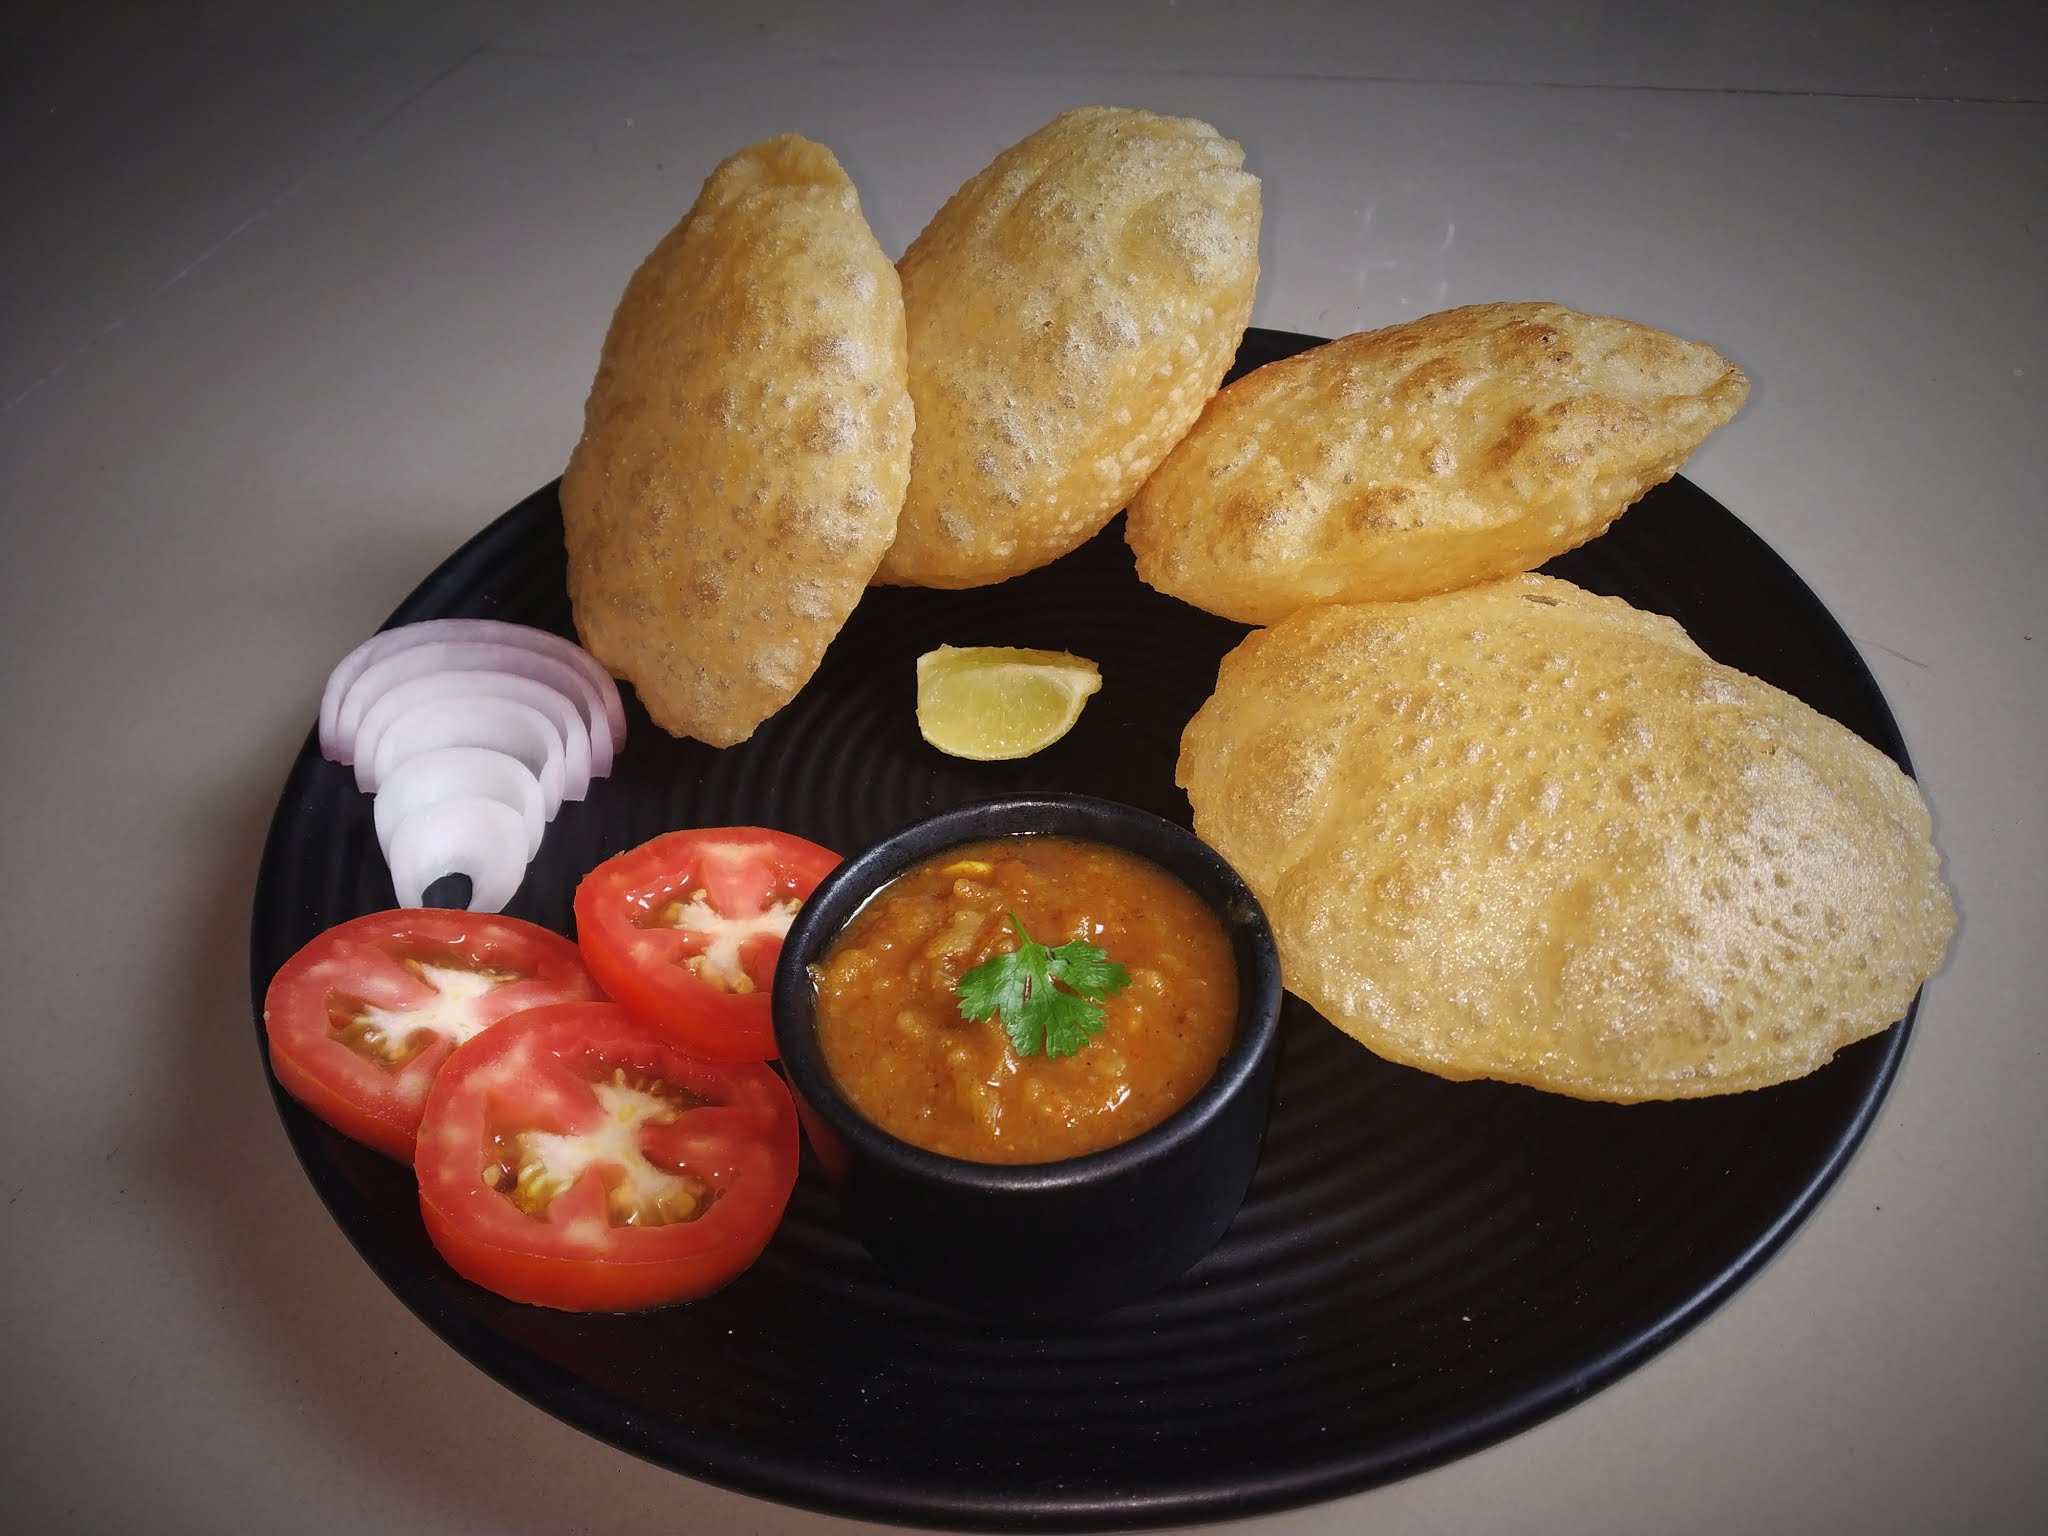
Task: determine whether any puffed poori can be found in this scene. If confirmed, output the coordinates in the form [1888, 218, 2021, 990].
[875, 106, 1262, 588]
[1128, 303, 1749, 623]
[1177, 575, 1954, 1101]
[561, 134, 913, 747]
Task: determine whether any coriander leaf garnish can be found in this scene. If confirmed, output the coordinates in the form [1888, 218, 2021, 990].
[955, 913, 1131, 1059]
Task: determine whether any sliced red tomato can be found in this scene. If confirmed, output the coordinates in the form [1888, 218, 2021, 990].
[263, 909, 603, 1161]
[573, 827, 839, 1061]
[414, 1001, 799, 1311]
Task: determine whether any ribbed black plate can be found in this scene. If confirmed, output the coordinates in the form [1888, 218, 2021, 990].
[250, 330, 1920, 1531]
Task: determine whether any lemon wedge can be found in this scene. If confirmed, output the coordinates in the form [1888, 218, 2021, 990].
[915, 646, 1103, 761]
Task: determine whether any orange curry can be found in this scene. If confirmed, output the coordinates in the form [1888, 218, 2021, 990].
[811, 836, 1237, 1164]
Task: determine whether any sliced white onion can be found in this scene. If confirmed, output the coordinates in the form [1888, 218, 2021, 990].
[320, 620, 624, 772]
[369, 697, 565, 818]
[354, 670, 591, 800]
[386, 797, 531, 912]
[332, 640, 617, 778]
[317, 620, 630, 912]
[374, 747, 546, 864]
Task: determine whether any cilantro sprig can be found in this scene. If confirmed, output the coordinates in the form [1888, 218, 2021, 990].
[955, 913, 1131, 1059]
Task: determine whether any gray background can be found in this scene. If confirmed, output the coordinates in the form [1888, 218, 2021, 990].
[3, 3, 2043, 1532]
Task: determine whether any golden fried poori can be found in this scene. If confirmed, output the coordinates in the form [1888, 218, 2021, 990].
[1177, 575, 1954, 1101]
[561, 134, 913, 747]
[1128, 303, 1749, 623]
[875, 106, 1262, 589]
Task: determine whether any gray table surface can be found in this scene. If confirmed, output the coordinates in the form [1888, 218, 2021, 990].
[4, 4, 2043, 1532]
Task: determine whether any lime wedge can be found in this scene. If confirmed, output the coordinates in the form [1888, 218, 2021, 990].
[915, 646, 1103, 761]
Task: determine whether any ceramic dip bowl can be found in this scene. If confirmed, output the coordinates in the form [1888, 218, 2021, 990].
[772, 793, 1282, 1320]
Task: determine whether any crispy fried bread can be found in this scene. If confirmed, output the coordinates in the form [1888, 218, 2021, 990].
[1177, 575, 1954, 1100]
[1129, 304, 1748, 623]
[877, 106, 1261, 588]
[561, 135, 913, 747]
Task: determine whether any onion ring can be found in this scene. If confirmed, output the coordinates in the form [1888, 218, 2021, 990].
[373, 747, 547, 864]
[353, 670, 592, 800]
[368, 696, 566, 818]
[320, 620, 623, 772]
[385, 797, 531, 913]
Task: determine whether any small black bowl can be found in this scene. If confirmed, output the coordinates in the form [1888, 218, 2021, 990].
[772, 793, 1283, 1321]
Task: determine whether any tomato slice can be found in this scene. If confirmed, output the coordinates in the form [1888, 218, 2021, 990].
[413, 1001, 799, 1311]
[573, 827, 840, 1061]
[263, 910, 603, 1161]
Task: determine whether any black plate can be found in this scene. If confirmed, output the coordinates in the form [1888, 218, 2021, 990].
[250, 329, 1920, 1531]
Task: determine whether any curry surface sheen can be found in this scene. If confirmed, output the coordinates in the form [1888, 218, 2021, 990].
[813, 837, 1237, 1163]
